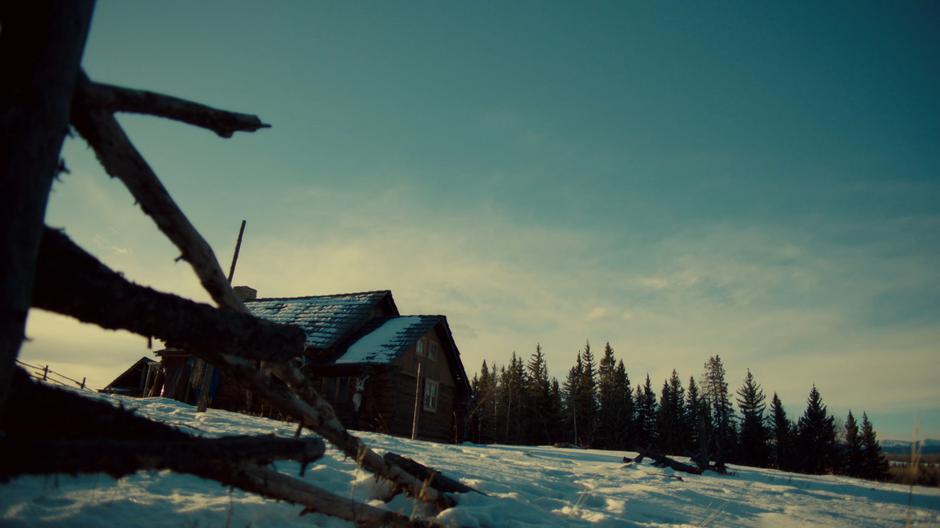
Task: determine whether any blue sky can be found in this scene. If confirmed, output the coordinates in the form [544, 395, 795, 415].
[23, 1, 940, 439]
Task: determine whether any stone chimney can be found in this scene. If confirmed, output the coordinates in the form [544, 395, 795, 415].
[233, 285, 257, 302]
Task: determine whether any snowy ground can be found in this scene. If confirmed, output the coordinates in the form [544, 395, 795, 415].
[2, 391, 939, 527]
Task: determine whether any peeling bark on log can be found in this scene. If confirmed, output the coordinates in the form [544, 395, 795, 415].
[32, 227, 305, 363]
[0, 0, 95, 421]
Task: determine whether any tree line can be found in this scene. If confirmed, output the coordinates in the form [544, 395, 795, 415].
[467, 341, 890, 481]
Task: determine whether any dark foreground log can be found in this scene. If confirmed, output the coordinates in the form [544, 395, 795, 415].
[385, 452, 483, 495]
[0, 0, 94, 422]
[0, 370, 431, 527]
[625, 449, 704, 475]
[0, 436, 324, 481]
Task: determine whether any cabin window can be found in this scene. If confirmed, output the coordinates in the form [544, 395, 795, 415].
[416, 338, 426, 357]
[423, 379, 439, 412]
[428, 342, 440, 361]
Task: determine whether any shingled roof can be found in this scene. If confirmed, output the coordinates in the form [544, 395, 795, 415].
[335, 315, 444, 364]
[333, 315, 472, 395]
[244, 291, 398, 349]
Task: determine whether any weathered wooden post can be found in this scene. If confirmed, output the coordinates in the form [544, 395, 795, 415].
[411, 362, 422, 440]
[42, 365, 49, 381]
[80, 377, 86, 389]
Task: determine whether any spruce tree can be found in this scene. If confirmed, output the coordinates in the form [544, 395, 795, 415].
[578, 341, 599, 446]
[471, 360, 497, 443]
[634, 374, 658, 449]
[685, 376, 702, 453]
[547, 377, 564, 444]
[563, 354, 583, 445]
[860, 412, 889, 480]
[797, 385, 838, 474]
[596, 342, 618, 448]
[656, 370, 686, 455]
[526, 344, 552, 444]
[735, 369, 769, 467]
[702, 355, 735, 467]
[769, 392, 793, 470]
[842, 411, 864, 477]
[614, 359, 634, 449]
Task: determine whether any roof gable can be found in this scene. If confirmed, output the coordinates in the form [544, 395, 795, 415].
[244, 290, 397, 349]
[331, 315, 472, 397]
[334, 315, 443, 365]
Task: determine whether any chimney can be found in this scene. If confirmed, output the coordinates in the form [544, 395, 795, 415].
[233, 285, 257, 302]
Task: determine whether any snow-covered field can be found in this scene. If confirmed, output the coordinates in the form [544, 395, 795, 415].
[2, 391, 939, 527]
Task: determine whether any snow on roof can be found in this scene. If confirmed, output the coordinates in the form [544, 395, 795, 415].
[334, 316, 443, 365]
[244, 291, 393, 349]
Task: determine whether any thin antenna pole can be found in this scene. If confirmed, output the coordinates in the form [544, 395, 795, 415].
[227, 219, 247, 284]
[196, 219, 247, 413]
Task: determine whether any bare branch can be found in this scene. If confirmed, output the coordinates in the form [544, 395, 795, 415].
[76, 71, 270, 138]
[32, 228, 305, 363]
[234, 465, 435, 527]
[70, 70, 463, 508]
[70, 80, 245, 311]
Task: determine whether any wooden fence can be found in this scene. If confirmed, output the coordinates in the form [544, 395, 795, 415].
[15, 359, 91, 391]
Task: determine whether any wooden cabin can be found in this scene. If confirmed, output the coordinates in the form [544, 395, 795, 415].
[148, 289, 472, 443]
[308, 315, 470, 443]
[101, 356, 158, 397]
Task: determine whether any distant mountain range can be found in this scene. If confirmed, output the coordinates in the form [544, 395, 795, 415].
[880, 438, 940, 455]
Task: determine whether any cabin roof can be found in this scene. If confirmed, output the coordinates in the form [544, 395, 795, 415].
[333, 315, 472, 395]
[335, 315, 444, 364]
[102, 356, 156, 392]
[244, 290, 398, 349]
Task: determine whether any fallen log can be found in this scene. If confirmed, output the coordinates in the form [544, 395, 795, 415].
[0, 369, 433, 527]
[384, 452, 483, 495]
[625, 449, 704, 475]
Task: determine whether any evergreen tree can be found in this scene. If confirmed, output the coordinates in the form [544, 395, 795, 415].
[634, 374, 658, 449]
[842, 411, 864, 477]
[769, 392, 793, 470]
[505, 353, 528, 443]
[547, 377, 564, 443]
[578, 341, 599, 446]
[525, 344, 552, 444]
[797, 385, 838, 474]
[656, 370, 686, 455]
[614, 359, 634, 449]
[860, 412, 889, 480]
[469, 360, 497, 443]
[596, 342, 619, 448]
[685, 376, 702, 453]
[563, 354, 583, 445]
[735, 369, 769, 467]
[702, 355, 735, 467]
